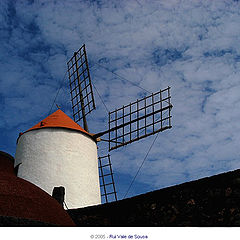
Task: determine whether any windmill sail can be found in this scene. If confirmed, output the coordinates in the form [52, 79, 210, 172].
[98, 154, 118, 203]
[67, 44, 95, 131]
[94, 87, 172, 151]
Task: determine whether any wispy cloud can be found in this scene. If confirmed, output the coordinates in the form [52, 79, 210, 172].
[0, 0, 240, 199]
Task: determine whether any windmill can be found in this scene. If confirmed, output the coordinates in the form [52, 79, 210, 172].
[67, 44, 173, 203]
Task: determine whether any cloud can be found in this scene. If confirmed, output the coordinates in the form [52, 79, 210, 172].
[0, 0, 240, 199]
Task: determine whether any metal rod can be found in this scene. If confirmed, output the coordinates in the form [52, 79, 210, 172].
[137, 99, 139, 139]
[115, 110, 117, 149]
[168, 86, 171, 127]
[100, 183, 114, 187]
[129, 104, 132, 142]
[109, 112, 111, 151]
[94, 104, 172, 138]
[152, 93, 154, 132]
[122, 106, 125, 144]
[101, 192, 117, 196]
[100, 173, 114, 177]
[110, 125, 172, 151]
[84, 45, 96, 110]
[108, 154, 118, 201]
[145, 98, 147, 135]
[100, 138, 124, 144]
[100, 163, 112, 168]
[160, 90, 163, 129]
[68, 63, 76, 121]
[110, 115, 171, 141]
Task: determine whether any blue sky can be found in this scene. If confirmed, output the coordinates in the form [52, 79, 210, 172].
[0, 0, 240, 201]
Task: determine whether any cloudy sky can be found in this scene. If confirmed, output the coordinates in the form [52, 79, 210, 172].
[0, 0, 240, 201]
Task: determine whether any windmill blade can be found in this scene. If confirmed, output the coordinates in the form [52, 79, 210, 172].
[98, 154, 118, 203]
[67, 44, 95, 131]
[94, 87, 172, 151]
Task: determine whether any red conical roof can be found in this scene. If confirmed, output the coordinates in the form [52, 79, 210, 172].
[23, 109, 92, 137]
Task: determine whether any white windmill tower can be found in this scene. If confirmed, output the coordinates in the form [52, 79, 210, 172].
[15, 109, 101, 209]
[15, 44, 173, 209]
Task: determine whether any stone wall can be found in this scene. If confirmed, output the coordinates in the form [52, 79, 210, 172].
[68, 169, 240, 226]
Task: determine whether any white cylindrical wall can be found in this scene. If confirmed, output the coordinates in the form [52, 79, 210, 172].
[15, 128, 101, 209]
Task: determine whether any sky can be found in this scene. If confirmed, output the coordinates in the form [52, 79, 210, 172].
[0, 0, 240, 201]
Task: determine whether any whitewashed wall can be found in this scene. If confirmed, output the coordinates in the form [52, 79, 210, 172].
[15, 128, 101, 209]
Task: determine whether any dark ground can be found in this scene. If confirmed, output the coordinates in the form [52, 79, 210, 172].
[68, 169, 240, 226]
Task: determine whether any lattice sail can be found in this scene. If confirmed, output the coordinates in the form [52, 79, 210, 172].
[108, 87, 172, 151]
[98, 154, 118, 203]
[67, 44, 95, 130]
